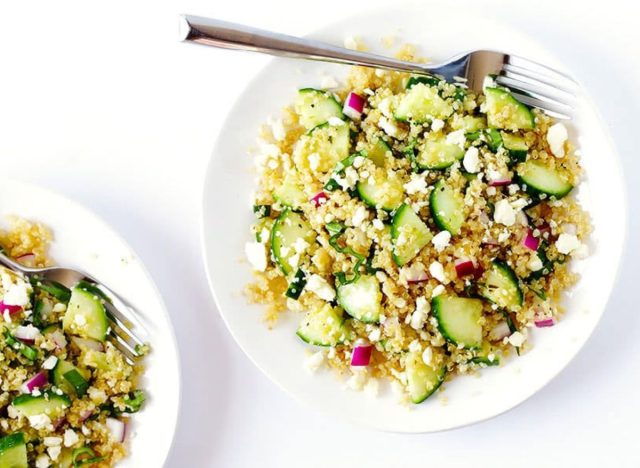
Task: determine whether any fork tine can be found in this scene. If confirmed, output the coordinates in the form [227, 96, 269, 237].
[500, 66, 577, 97]
[495, 75, 575, 108]
[506, 91, 573, 120]
[104, 301, 145, 346]
[109, 319, 144, 353]
[505, 55, 577, 86]
[108, 335, 138, 365]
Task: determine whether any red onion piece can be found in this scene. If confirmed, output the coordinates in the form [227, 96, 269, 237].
[523, 229, 540, 251]
[21, 371, 48, 393]
[407, 271, 428, 283]
[79, 409, 94, 423]
[49, 329, 67, 350]
[310, 191, 328, 207]
[0, 301, 22, 315]
[14, 325, 40, 344]
[106, 418, 127, 443]
[71, 336, 104, 352]
[350, 344, 373, 367]
[15, 253, 36, 267]
[52, 417, 67, 431]
[489, 321, 512, 341]
[343, 92, 365, 120]
[535, 318, 555, 328]
[454, 257, 476, 278]
[488, 178, 512, 187]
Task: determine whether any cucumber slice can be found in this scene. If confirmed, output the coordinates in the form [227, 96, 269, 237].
[406, 75, 441, 89]
[273, 177, 306, 208]
[391, 204, 433, 266]
[394, 83, 453, 122]
[484, 87, 535, 130]
[416, 137, 464, 170]
[52, 360, 90, 397]
[293, 122, 350, 173]
[517, 159, 573, 198]
[294, 88, 344, 130]
[63, 287, 109, 342]
[501, 132, 529, 161]
[367, 138, 391, 167]
[296, 303, 347, 346]
[270, 210, 316, 275]
[484, 128, 503, 152]
[479, 261, 523, 310]
[429, 179, 465, 235]
[405, 351, 446, 404]
[356, 170, 404, 211]
[458, 115, 487, 133]
[12, 391, 70, 419]
[81, 350, 109, 370]
[337, 275, 382, 323]
[432, 296, 483, 349]
[0, 433, 27, 468]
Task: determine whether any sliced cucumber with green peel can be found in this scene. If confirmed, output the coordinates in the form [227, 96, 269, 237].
[391, 204, 433, 266]
[273, 177, 306, 208]
[484, 128, 503, 152]
[296, 303, 347, 346]
[52, 360, 90, 397]
[416, 137, 464, 170]
[294, 122, 350, 173]
[484, 87, 535, 130]
[458, 115, 487, 133]
[356, 171, 404, 211]
[367, 138, 391, 167]
[294, 88, 343, 129]
[479, 261, 523, 310]
[432, 296, 483, 349]
[270, 210, 316, 275]
[337, 275, 382, 323]
[517, 159, 573, 198]
[405, 351, 446, 404]
[0, 433, 27, 468]
[406, 75, 441, 89]
[395, 83, 453, 122]
[12, 391, 70, 419]
[502, 132, 529, 161]
[63, 287, 109, 342]
[430, 179, 465, 235]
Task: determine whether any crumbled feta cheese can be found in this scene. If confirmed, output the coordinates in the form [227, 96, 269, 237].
[555, 233, 581, 255]
[547, 122, 568, 157]
[410, 297, 430, 330]
[507, 331, 526, 347]
[43, 437, 62, 447]
[47, 446, 61, 461]
[445, 129, 466, 148]
[42, 355, 58, 370]
[3, 281, 30, 307]
[352, 155, 366, 168]
[493, 199, 516, 226]
[304, 351, 325, 374]
[28, 414, 52, 430]
[408, 339, 422, 353]
[52, 303, 66, 313]
[431, 284, 445, 297]
[462, 146, 480, 173]
[245, 241, 267, 272]
[378, 97, 392, 117]
[320, 75, 339, 89]
[431, 231, 451, 252]
[328, 116, 345, 127]
[292, 237, 310, 254]
[528, 256, 544, 271]
[372, 218, 384, 230]
[305, 274, 336, 301]
[403, 173, 428, 195]
[486, 186, 497, 196]
[422, 346, 433, 366]
[379, 116, 401, 137]
[63, 429, 79, 447]
[431, 118, 445, 132]
[351, 206, 369, 227]
[288, 253, 300, 269]
[334, 167, 359, 190]
[368, 327, 381, 342]
[429, 261, 447, 283]
[508, 184, 520, 195]
[35, 454, 50, 468]
[497, 230, 510, 243]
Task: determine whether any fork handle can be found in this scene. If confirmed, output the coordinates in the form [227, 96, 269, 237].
[179, 15, 429, 75]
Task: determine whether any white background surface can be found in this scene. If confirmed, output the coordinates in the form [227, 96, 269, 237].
[0, 0, 638, 467]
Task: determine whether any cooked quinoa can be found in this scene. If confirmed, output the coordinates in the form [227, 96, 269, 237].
[245, 44, 590, 404]
[0, 218, 147, 466]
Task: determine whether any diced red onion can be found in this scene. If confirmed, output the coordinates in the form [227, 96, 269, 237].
[52, 417, 67, 431]
[310, 191, 328, 207]
[14, 325, 40, 344]
[407, 271, 429, 283]
[488, 178, 512, 187]
[489, 321, 512, 341]
[523, 229, 540, 251]
[482, 239, 500, 247]
[15, 253, 36, 267]
[0, 301, 22, 315]
[71, 336, 104, 352]
[343, 92, 365, 120]
[106, 417, 127, 443]
[535, 318, 555, 328]
[21, 371, 48, 393]
[79, 409, 94, 422]
[50, 329, 67, 350]
[350, 343, 372, 367]
[454, 257, 476, 278]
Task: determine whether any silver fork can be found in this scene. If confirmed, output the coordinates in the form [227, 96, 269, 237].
[179, 15, 576, 119]
[0, 252, 146, 364]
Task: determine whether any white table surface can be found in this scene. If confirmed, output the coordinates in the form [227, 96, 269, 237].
[1, 0, 639, 466]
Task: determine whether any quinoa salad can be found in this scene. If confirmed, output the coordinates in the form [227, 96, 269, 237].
[0, 217, 147, 467]
[245, 43, 590, 405]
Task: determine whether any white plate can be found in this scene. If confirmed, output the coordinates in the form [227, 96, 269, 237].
[0, 179, 180, 464]
[202, 7, 626, 432]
